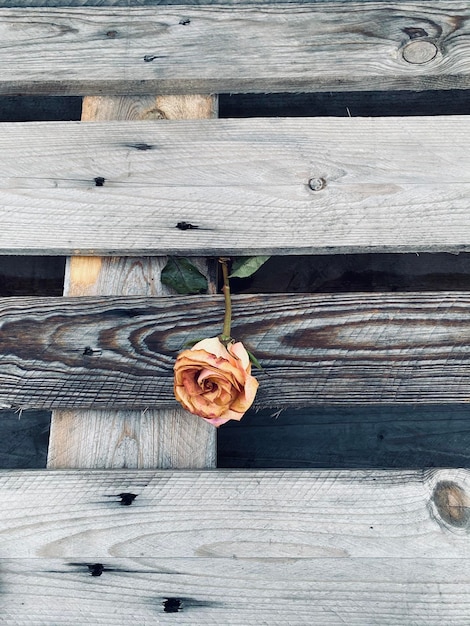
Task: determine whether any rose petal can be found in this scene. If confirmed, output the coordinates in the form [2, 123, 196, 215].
[192, 337, 229, 359]
[203, 415, 234, 427]
[228, 341, 250, 370]
[173, 337, 259, 426]
[230, 374, 259, 412]
[176, 350, 246, 387]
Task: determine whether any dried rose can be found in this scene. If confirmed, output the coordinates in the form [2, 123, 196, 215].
[173, 336, 259, 427]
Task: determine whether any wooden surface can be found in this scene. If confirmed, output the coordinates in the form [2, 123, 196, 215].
[1, 557, 470, 625]
[2, 559, 469, 626]
[80, 94, 217, 121]
[0, 468, 468, 558]
[0, 116, 469, 255]
[1, 2, 469, 94]
[0, 467, 469, 623]
[3, 292, 470, 409]
[47, 95, 216, 470]
[50, 260, 217, 468]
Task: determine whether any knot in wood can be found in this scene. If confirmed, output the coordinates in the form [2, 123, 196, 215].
[308, 177, 326, 192]
[402, 40, 438, 64]
[432, 481, 470, 528]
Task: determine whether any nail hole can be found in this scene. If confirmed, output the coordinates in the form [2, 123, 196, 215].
[88, 563, 104, 577]
[176, 221, 199, 230]
[144, 55, 159, 62]
[131, 143, 153, 151]
[118, 493, 137, 506]
[179, 18, 191, 25]
[106, 30, 118, 38]
[163, 598, 182, 613]
[83, 346, 102, 356]
[94, 177, 105, 187]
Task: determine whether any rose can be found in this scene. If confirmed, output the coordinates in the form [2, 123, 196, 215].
[174, 336, 259, 427]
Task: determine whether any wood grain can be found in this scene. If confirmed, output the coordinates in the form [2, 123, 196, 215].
[0, 116, 469, 255]
[3, 292, 470, 409]
[1, 557, 470, 625]
[80, 94, 217, 122]
[47, 95, 216, 470]
[1, 2, 469, 94]
[51, 257, 215, 469]
[0, 468, 469, 558]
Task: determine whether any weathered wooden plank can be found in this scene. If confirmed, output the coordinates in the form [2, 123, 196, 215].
[2, 0, 414, 5]
[0, 2, 469, 95]
[0, 468, 468, 558]
[1, 557, 470, 626]
[48, 94, 217, 470]
[0, 116, 469, 255]
[3, 292, 470, 409]
[50, 259, 216, 469]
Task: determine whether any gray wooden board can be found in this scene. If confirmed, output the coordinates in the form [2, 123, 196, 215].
[218, 405, 470, 468]
[1, 117, 470, 255]
[0, 468, 468, 558]
[5, 292, 470, 409]
[1, 557, 470, 625]
[3, 0, 419, 5]
[0, 2, 469, 95]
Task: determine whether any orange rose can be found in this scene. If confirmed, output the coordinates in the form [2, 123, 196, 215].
[174, 337, 259, 427]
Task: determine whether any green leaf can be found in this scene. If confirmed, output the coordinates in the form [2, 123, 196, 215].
[161, 257, 208, 294]
[247, 349, 263, 370]
[229, 256, 271, 279]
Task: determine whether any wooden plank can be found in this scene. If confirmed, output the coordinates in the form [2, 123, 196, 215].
[1, 2, 469, 94]
[0, 116, 469, 255]
[2, 557, 470, 626]
[3, 292, 470, 409]
[47, 95, 216, 470]
[0, 468, 469, 558]
[3, 0, 424, 4]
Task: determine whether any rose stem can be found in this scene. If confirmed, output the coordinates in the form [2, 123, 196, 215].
[220, 258, 232, 342]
